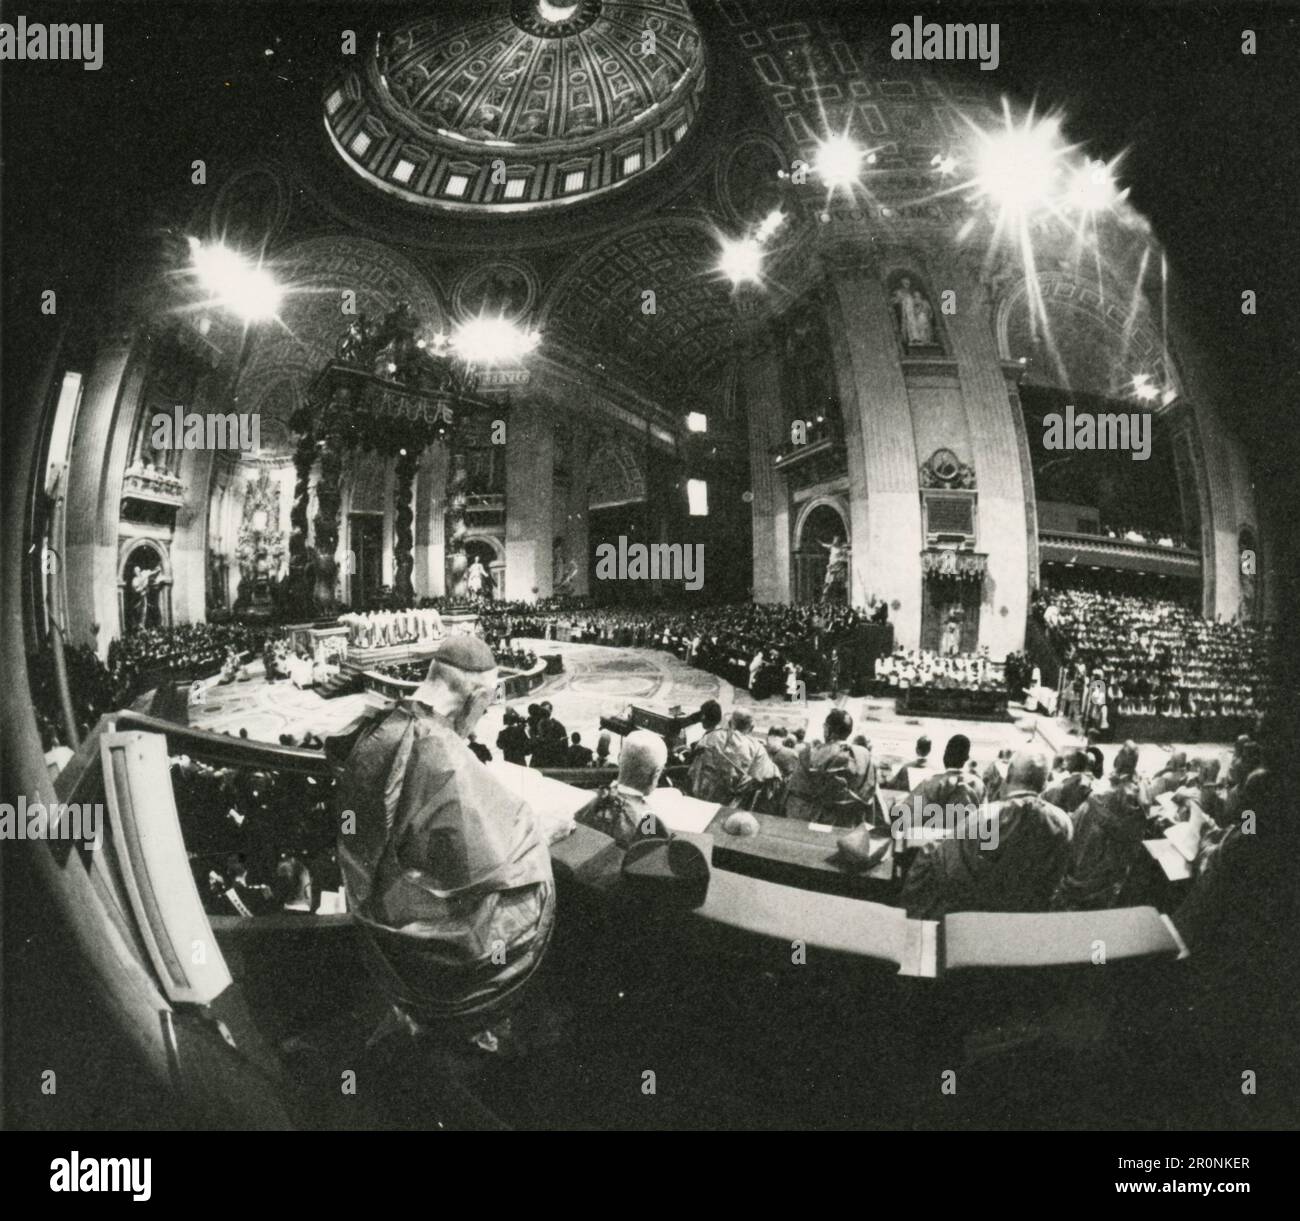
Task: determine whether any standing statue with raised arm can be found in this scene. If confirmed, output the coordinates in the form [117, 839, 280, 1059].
[130, 564, 162, 629]
[820, 536, 850, 602]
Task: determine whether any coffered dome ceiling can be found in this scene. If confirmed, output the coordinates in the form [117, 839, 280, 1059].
[325, 0, 707, 213]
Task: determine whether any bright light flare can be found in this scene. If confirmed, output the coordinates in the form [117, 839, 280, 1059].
[1066, 157, 1127, 214]
[450, 314, 541, 364]
[813, 135, 864, 188]
[189, 237, 282, 322]
[718, 235, 764, 286]
[1132, 373, 1159, 402]
[755, 209, 786, 243]
[537, 0, 580, 22]
[974, 114, 1066, 220]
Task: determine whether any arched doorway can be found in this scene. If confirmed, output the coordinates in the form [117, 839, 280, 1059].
[792, 501, 849, 603]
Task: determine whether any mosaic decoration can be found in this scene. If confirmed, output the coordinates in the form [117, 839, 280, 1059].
[453, 260, 537, 323]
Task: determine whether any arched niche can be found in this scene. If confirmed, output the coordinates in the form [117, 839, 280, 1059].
[792, 497, 850, 604]
[117, 538, 172, 634]
[885, 266, 945, 355]
[464, 533, 505, 600]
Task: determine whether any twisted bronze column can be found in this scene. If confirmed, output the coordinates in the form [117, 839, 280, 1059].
[312, 428, 343, 613]
[288, 428, 315, 611]
[445, 450, 469, 600]
[393, 447, 419, 606]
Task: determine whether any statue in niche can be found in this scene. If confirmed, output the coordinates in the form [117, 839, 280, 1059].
[466, 556, 489, 599]
[128, 563, 163, 630]
[820, 536, 850, 602]
[554, 536, 578, 594]
[207, 551, 227, 611]
[891, 276, 937, 348]
[941, 608, 964, 657]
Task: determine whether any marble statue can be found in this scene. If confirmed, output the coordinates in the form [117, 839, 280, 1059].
[892, 277, 936, 347]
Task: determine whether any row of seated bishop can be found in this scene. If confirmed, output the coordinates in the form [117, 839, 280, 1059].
[57, 709, 1190, 991]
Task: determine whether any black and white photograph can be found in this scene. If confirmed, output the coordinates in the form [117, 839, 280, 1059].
[2, 0, 1297, 1168]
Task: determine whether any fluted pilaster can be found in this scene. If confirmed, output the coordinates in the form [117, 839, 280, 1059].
[740, 340, 790, 602]
[941, 257, 1031, 655]
[505, 401, 554, 601]
[823, 258, 923, 645]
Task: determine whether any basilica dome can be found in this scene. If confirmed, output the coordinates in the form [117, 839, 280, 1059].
[325, 0, 707, 212]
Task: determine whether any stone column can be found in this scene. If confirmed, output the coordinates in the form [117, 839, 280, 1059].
[740, 338, 790, 602]
[64, 329, 150, 654]
[414, 444, 446, 598]
[822, 258, 924, 647]
[941, 256, 1032, 657]
[563, 429, 590, 596]
[1168, 410, 1203, 553]
[169, 363, 234, 626]
[504, 400, 554, 602]
[171, 445, 214, 626]
[1163, 313, 1246, 620]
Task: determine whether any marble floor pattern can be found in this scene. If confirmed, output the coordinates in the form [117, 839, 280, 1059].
[183, 637, 1233, 774]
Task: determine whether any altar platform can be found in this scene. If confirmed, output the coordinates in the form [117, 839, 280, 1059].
[285, 609, 480, 666]
[896, 686, 1010, 721]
